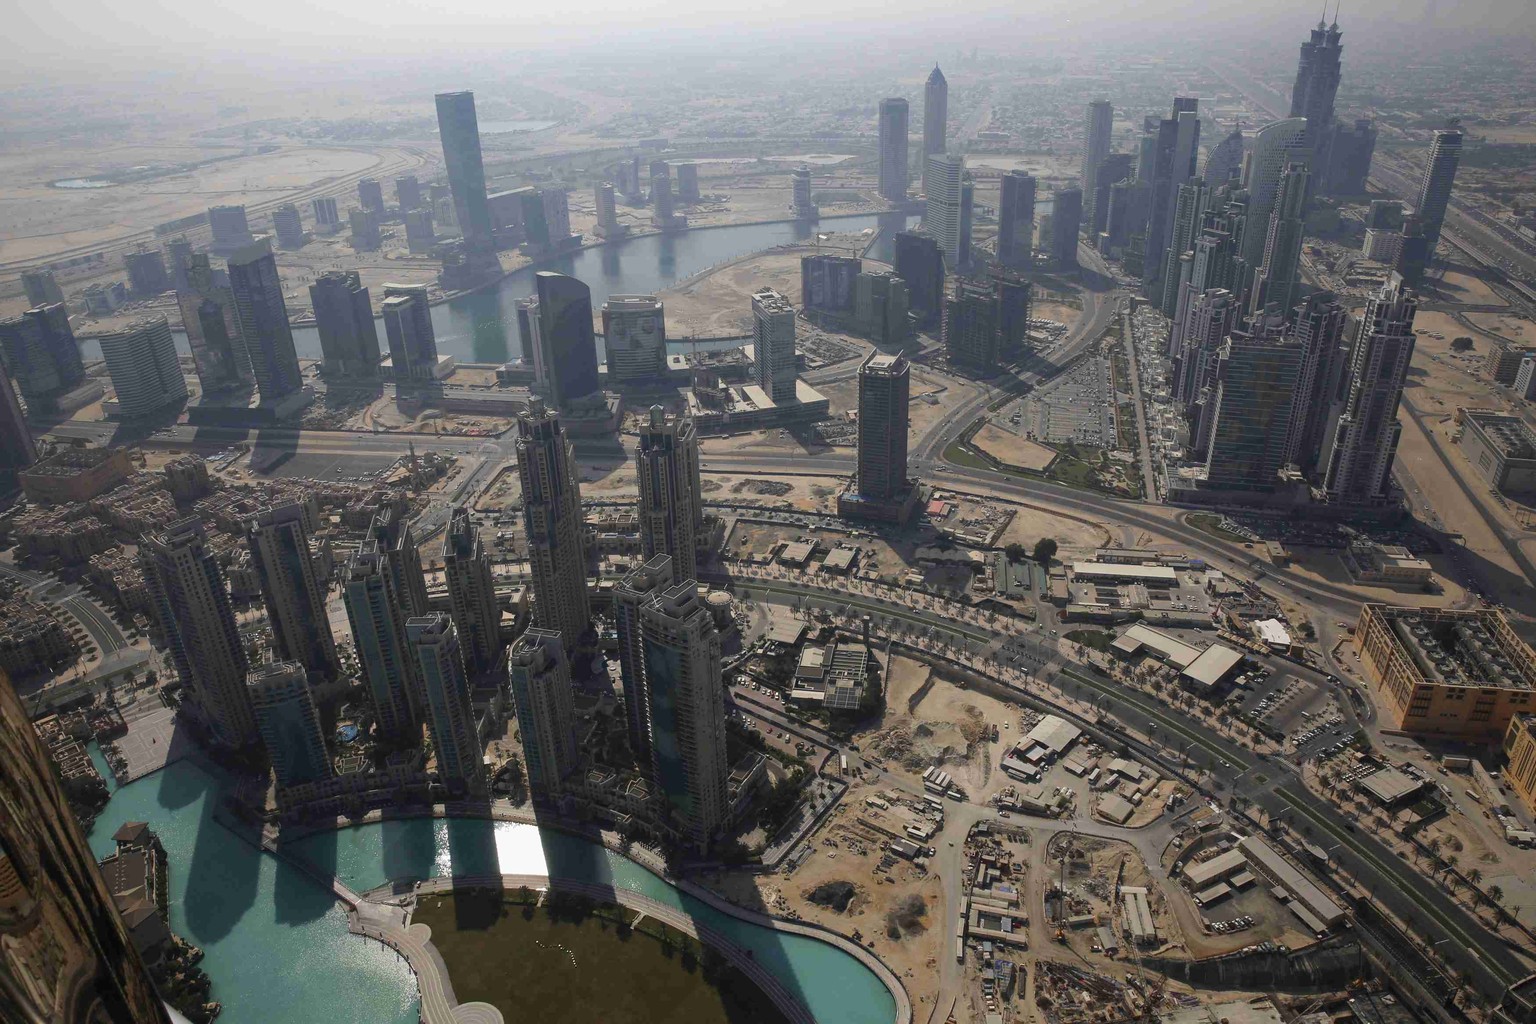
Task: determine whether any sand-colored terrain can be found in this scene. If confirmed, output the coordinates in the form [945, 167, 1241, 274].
[996, 504, 1112, 556]
[972, 422, 1059, 471]
[1465, 310, 1536, 346]
[1422, 262, 1509, 309]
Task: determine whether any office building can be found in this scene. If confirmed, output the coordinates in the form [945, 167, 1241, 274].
[751, 287, 797, 402]
[20, 267, 64, 307]
[526, 271, 601, 408]
[893, 231, 946, 328]
[1289, 17, 1343, 153]
[404, 207, 436, 253]
[1413, 119, 1463, 257]
[1250, 163, 1309, 315]
[0, 303, 86, 410]
[271, 205, 306, 251]
[922, 65, 948, 194]
[637, 406, 702, 584]
[249, 662, 331, 789]
[855, 351, 910, 500]
[369, 506, 431, 619]
[227, 240, 305, 405]
[615, 555, 674, 761]
[1171, 288, 1239, 428]
[343, 542, 423, 746]
[1203, 127, 1246, 187]
[178, 254, 250, 394]
[1051, 188, 1083, 269]
[380, 284, 439, 382]
[601, 294, 665, 380]
[515, 401, 590, 649]
[1090, 152, 1135, 240]
[507, 629, 580, 802]
[594, 181, 620, 237]
[1103, 178, 1150, 256]
[357, 178, 385, 216]
[1323, 277, 1417, 504]
[164, 236, 193, 291]
[923, 154, 965, 266]
[98, 317, 187, 418]
[1203, 325, 1302, 492]
[140, 518, 258, 747]
[675, 162, 700, 203]
[1362, 200, 1405, 263]
[407, 614, 487, 795]
[1358, 605, 1536, 742]
[878, 98, 910, 202]
[1327, 118, 1377, 194]
[0, 369, 35, 478]
[1284, 292, 1351, 475]
[0, 673, 174, 1024]
[651, 167, 675, 228]
[1140, 98, 1201, 295]
[1158, 180, 1213, 316]
[1393, 216, 1433, 288]
[349, 208, 382, 251]
[852, 269, 910, 346]
[1458, 412, 1536, 495]
[997, 170, 1036, 269]
[247, 502, 339, 678]
[791, 166, 818, 219]
[801, 254, 862, 315]
[1081, 100, 1114, 207]
[396, 175, 423, 211]
[123, 247, 170, 297]
[1518, 356, 1536, 401]
[435, 91, 496, 259]
[311, 196, 341, 233]
[640, 579, 729, 850]
[993, 269, 1032, 362]
[207, 204, 254, 255]
[960, 176, 974, 265]
[441, 505, 503, 672]
[943, 280, 999, 371]
[1240, 118, 1310, 267]
[1504, 715, 1536, 821]
[309, 270, 380, 378]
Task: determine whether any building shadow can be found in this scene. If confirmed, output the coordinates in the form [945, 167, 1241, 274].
[273, 825, 337, 924]
[379, 816, 438, 885]
[177, 766, 260, 943]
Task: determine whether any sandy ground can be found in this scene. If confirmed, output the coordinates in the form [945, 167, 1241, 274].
[909, 368, 983, 441]
[996, 504, 1112, 556]
[1280, 545, 1473, 609]
[972, 422, 1059, 471]
[1465, 310, 1536, 345]
[710, 474, 843, 513]
[1422, 262, 1510, 309]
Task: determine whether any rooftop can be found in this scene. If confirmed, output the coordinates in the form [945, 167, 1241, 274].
[1368, 605, 1536, 692]
[1465, 411, 1536, 461]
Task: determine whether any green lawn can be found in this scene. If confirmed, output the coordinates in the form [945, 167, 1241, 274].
[414, 890, 789, 1024]
[1064, 629, 1117, 652]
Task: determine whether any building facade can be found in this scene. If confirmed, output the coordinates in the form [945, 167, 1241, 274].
[528, 271, 601, 407]
[98, 317, 187, 418]
[309, 271, 381, 379]
[249, 662, 331, 790]
[434, 91, 497, 260]
[408, 614, 487, 795]
[442, 505, 504, 672]
[381, 284, 439, 382]
[1323, 277, 1417, 504]
[855, 352, 910, 501]
[0, 303, 85, 411]
[600, 294, 666, 381]
[924, 154, 965, 266]
[1413, 120, 1464, 257]
[636, 406, 702, 584]
[922, 65, 948, 194]
[878, 98, 910, 203]
[506, 628, 580, 802]
[751, 288, 797, 402]
[246, 503, 339, 678]
[515, 402, 590, 649]
[227, 241, 305, 405]
[343, 543, 423, 746]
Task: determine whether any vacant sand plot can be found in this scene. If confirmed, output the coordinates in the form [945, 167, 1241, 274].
[1423, 263, 1508, 308]
[1465, 310, 1536, 345]
[996, 503, 1112, 555]
[972, 422, 1059, 471]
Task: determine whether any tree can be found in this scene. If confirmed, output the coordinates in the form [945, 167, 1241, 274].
[1004, 543, 1029, 562]
[1451, 337, 1475, 352]
[1034, 538, 1059, 564]
[1467, 867, 1483, 887]
[1489, 884, 1505, 907]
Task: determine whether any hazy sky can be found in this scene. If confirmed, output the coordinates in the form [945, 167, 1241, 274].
[4, 0, 1533, 77]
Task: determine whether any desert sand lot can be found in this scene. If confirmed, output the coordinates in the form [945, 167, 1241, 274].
[971, 422, 1059, 471]
[1421, 262, 1509, 308]
[995, 503, 1112, 555]
[1465, 310, 1536, 344]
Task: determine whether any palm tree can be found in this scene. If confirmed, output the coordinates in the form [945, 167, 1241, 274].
[1467, 867, 1483, 888]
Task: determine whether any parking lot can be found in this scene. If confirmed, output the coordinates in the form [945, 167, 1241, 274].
[1019, 355, 1114, 446]
[112, 701, 197, 782]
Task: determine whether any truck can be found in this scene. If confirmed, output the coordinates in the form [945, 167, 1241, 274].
[839, 754, 849, 775]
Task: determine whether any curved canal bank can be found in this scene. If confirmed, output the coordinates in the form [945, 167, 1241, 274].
[85, 749, 902, 1024]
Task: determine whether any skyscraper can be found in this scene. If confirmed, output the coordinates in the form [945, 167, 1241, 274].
[207, 204, 254, 255]
[1323, 277, 1417, 503]
[309, 270, 381, 378]
[349, 208, 382, 252]
[249, 662, 331, 789]
[247, 503, 339, 678]
[1412, 119, 1463, 258]
[1240, 118, 1310, 267]
[123, 247, 171, 297]
[404, 207, 436, 253]
[637, 406, 701, 583]
[0, 673, 173, 1024]
[852, 269, 910, 346]
[515, 401, 589, 650]
[1284, 291, 1351, 474]
[855, 351, 910, 501]
[0, 368, 36, 478]
[442, 505, 504, 672]
[943, 280, 999, 371]
[227, 240, 304, 404]
[791, 166, 818, 219]
[407, 614, 487, 796]
[922, 66, 948, 194]
[20, 267, 64, 308]
[311, 196, 341, 233]
[1202, 126, 1246, 186]
[893, 231, 945, 328]
[369, 506, 431, 619]
[594, 181, 620, 237]
[751, 287, 798, 402]
[651, 168, 675, 227]
[506, 628, 580, 802]
[923, 154, 965, 266]
[640, 578, 729, 851]
[1394, 216, 1433, 288]
[98, 316, 188, 418]
[0, 303, 85, 411]
[1158, 180, 1212, 315]
[1141, 98, 1202, 294]
[615, 554, 674, 762]
[395, 175, 423, 211]
[381, 284, 439, 382]
[526, 271, 601, 408]
[178, 254, 250, 394]
[1289, 16, 1343, 155]
[801, 254, 862, 315]
[1203, 323, 1302, 492]
[343, 542, 423, 746]
[993, 269, 1032, 362]
[1327, 119, 1378, 194]
[435, 91, 496, 260]
[877, 98, 910, 203]
[601, 295, 666, 381]
[357, 178, 386, 216]
[1251, 163, 1310, 316]
[675, 162, 700, 203]
[1081, 100, 1114, 210]
[960, 176, 974, 265]
[1090, 153, 1135, 240]
[1051, 188, 1083, 269]
[141, 518, 258, 747]
[1362, 200, 1405, 263]
[271, 204, 307, 250]
[997, 170, 1036, 269]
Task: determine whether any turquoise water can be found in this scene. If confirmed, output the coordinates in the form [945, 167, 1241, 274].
[87, 749, 897, 1024]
